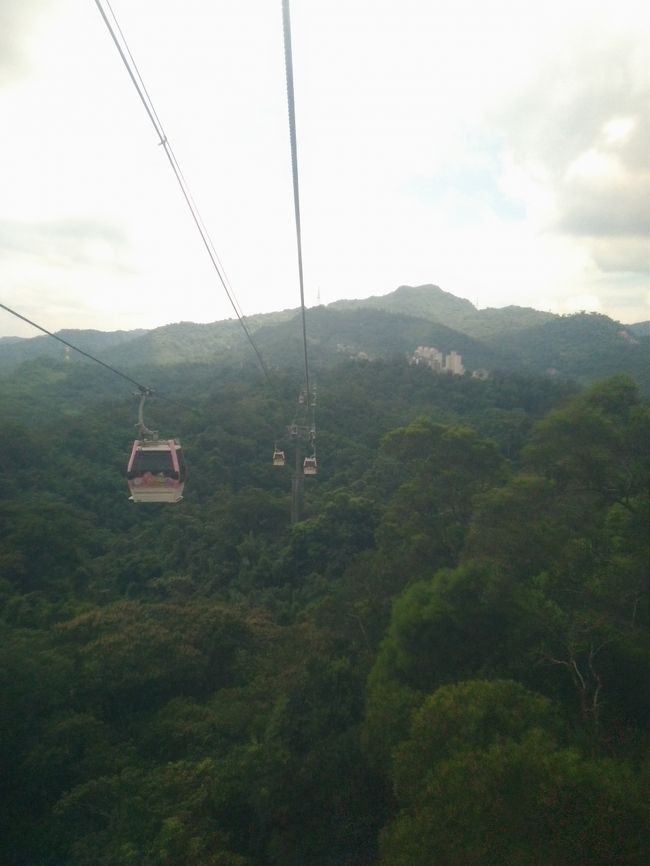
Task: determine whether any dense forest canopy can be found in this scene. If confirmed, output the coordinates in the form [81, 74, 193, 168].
[0, 341, 648, 864]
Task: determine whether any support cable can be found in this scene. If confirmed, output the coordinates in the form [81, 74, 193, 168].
[0, 301, 198, 414]
[93, 0, 270, 381]
[281, 0, 312, 410]
[103, 0, 245, 323]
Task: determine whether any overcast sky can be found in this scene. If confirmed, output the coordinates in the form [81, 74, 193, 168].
[0, 0, 648, 338]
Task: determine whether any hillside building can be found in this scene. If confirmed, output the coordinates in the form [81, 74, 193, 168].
[411, 346, 465, 375]
[444, 350, 464, 375]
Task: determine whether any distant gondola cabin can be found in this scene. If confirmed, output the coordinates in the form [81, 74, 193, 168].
[303, 456, 317, 476]
[127, 439, 186, 503]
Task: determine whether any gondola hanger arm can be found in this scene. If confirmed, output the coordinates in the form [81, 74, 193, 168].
[136, 388, 158, 440]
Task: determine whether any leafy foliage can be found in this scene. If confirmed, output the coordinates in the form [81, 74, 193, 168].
[0, 356, 647, 865]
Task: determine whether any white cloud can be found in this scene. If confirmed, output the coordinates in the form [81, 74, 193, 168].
[602, 116, 637, 146]
[0, 0, 648, 338]
[563, 294, 603, 314]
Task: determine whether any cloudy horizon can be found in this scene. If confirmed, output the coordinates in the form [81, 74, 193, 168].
[0, 0, 648, 339]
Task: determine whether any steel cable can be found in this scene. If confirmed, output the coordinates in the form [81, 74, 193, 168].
[93, 0, 271, 381]
[0, 301, 199, 414]
[281, 0, 312, 412]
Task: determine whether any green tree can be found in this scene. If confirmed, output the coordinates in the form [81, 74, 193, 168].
[363, 562, 519, 767]
[55, 601, 254, 720]
[524, 376, 649, 508]
[377, 420, 508, 578]
[380, 680, 647, 866]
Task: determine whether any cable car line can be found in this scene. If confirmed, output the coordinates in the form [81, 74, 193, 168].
[1, 298, 194, 503]
[100, 0, 247, 330]
[1, 300, 147, 391]
[93, 0, 271, 383]
[0, 300, 197, 415]
[94, 0, 265, 374]
[277, 0, 320, 521]
[281, 0, 312, 411]
[102, 0, 246, 330]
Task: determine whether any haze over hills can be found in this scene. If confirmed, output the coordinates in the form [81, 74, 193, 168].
[0, 285, 647, 391]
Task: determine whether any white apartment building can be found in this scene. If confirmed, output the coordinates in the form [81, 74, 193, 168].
[411, 346, 465, 375]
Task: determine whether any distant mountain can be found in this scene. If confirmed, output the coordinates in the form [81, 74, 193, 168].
[0, 286, 646, 392]
[328, 284, 475, 328]
[463, 305, 556, 340]
[252, 306, 505, 371]
[0, 327, 147, 366]
[627, 321, 649, 338]
[0, 312, 295, 370]
[493, 312, 648, 389]
[328, 284, 556, 339]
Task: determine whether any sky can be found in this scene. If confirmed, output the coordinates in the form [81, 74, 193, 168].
[0, 0, 648, 338]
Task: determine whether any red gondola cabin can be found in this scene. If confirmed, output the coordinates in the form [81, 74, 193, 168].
[127, 439, 186, 503]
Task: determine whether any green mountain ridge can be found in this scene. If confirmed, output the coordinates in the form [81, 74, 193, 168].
[328, 283, 476, 323]
[328, 284, 557, 338]
[0, 285, 645, 390]
[0, 327, 147, 365]
[627, 320, 649, 337]
[252, 306, 507, 372]
[492, 312, 649, 387]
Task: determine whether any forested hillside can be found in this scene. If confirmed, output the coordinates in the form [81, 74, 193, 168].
[2, 286, 647, 392]
[1, 354, 648, 865]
